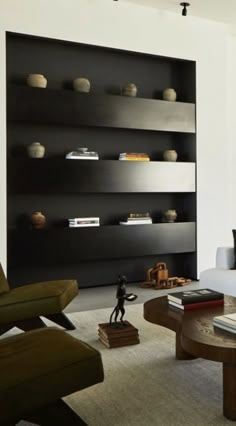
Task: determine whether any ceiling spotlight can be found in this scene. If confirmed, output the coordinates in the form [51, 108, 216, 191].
[180, 2, 190, 16]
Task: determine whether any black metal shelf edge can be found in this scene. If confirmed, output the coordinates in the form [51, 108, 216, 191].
[8, 159, 196, 193]
[8, 222, 196, 266]
[7, 85, 196, 133]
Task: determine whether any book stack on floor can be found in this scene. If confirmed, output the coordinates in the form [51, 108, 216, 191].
[118, 152, 150, 161]
[213, 313, 236, 334]
[119, 213, 152, 225]
[68, 217, 100, 227]
[167, 288, 224, 311]
[98, 321, 140, 348]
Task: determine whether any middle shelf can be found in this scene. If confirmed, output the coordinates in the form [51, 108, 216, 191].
[8, 222, 196, 266]
[8, 159, 196, 193]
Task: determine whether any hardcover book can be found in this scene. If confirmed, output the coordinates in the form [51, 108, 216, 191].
[169, 298, 224, 311]
[213, 322, 236, 335]
[119, 220, 152, 225]
[213, 312, 236, 330]
[167, 288, 224, 305]
[98, 321, 140, 348]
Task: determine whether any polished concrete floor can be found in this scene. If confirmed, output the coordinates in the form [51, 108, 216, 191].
[64, 280, 200, 313]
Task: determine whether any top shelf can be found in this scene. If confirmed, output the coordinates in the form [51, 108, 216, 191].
[7, 86, 196, 133]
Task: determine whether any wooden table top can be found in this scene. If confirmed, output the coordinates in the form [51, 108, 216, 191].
[144, 295, 236, 363]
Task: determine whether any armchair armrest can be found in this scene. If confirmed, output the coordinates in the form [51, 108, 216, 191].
[216, 247, 235, 269]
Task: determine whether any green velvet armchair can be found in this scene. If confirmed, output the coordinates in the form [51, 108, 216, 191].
[0, 327, 104, 425]
[0, 264, 79, 335]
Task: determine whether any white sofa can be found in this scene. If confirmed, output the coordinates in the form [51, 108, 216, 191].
[200, 247, 236, 296]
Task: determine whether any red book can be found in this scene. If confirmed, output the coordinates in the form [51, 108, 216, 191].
[168, 298, 224, 311]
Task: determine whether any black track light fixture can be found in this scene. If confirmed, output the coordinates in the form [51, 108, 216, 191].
[180, 2, 190, 16]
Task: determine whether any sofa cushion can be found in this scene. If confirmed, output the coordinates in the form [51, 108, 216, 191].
[216, 246, 234, 269]
[200, 268, 236, 297]
[0, 264, 10, 295]
[0, 327, 104, 425]
[0, 280, 78, 324]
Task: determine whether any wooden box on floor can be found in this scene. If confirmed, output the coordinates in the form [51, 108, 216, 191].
[98, 321, 140, 348]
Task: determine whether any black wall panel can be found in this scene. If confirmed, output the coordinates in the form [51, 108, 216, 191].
[6, 32, 197, 287]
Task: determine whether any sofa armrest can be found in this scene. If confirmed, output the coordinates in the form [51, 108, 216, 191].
[216, 247, 235, 269]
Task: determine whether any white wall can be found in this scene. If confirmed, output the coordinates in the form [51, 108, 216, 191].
[0, 0, 232, 276]
[226, 34, 236, 235]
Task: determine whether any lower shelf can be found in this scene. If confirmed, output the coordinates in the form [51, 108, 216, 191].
[8, 222, 196, 267]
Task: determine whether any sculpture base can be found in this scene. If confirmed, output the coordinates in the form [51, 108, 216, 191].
[98, 321, 140, 348]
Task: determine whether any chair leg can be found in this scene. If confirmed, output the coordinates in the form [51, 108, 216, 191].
[23, 398, 87, 425]
[0, 324, 14, 336]
[44, 313, 76, 330]
[0, 317, 46, 336]
[16, 316, 47, 331]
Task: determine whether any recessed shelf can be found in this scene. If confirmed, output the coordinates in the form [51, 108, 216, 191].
[7, 86, 196, 133]
[8, 222, 196, 267]
[8, 159, 196, 193]
[7, 32, 197, 285]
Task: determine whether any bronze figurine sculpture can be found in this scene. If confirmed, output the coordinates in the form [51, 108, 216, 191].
[109, 275, 137, 326]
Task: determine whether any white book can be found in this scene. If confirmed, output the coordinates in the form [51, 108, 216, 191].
[68, 217, 100, 221]
[69, 223, 100, 227]
[213, 313, 236, 329]
[213, 322, 236, 334]
[127, 219, 151, 222]
[66, 156, 99, 160]
[69, 220, 99, 223]
[168, 301, 184, 310]
[224, 313, 236, 321]
[119, 220, 152, 225]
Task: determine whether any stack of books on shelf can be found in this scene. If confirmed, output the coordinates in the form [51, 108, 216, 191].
[68, 217, 100, 227]
[167, 288, 224, 311]
[119, 213, 152, 225]
[98, 321, 140, 348]
[65, 148, 99, 160]
[118, 152, 150, 161]
[213, 313, 236, 334]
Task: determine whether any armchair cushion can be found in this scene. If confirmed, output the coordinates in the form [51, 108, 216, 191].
[0, 264, 10, 295]
[0, 327, 104, 425]
[0, 279, 78, 324]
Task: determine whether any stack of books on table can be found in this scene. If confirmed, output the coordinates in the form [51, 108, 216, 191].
[68, 217, 100, 227]
[213, 313, 236, 334]
[98, 321, 140, 348]
[119, 213, 152, 225]
[167, 288, 224, 311]
[118, 152, 150, 161]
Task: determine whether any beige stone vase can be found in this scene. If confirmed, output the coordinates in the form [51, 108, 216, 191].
[27, 74, 47, 88]
[162, 88, 177, 102]
[163, 150, 178, 162]
[27, 142, 45, 158]
[164, 209, 177, 223]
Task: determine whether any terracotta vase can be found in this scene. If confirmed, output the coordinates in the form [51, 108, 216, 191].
[27, 74, 47, 88]
[164, 210, 177, 223]
[30, 212, 46, 229]
[27, 142, 45, 158]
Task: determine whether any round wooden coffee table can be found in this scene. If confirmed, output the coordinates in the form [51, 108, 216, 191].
[144, 295, 236, 420]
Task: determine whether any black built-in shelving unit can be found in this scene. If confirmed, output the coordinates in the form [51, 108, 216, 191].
[6, 32, 196, 288]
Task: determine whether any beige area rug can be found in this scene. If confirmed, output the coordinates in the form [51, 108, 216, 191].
[12, 304, 232, 425]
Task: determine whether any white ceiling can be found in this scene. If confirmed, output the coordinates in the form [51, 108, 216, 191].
[123, 0, 236, 27]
